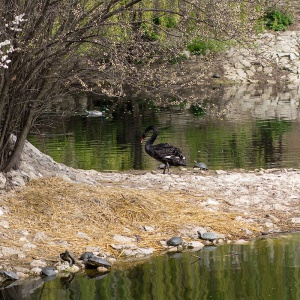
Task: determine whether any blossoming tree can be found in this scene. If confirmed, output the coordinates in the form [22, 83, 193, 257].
[0, 0, 270, 172]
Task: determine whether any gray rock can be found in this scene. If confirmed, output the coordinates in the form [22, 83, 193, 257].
[122, 247, 154, 257]
[143, 226, 155, 232]
[186, 241, 205, 250]
[0, 220, 9, 229]
[33, 231, 48, 242]
[30, 260, 47, 268]
[77, 231, 92, 241]
[113, 234, 135, 243]
[0, 174, 6, 189]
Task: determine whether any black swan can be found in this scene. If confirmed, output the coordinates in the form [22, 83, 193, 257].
[141, 125, 186, 174]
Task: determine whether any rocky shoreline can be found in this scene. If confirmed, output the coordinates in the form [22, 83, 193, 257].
[0, 140, 300, 283]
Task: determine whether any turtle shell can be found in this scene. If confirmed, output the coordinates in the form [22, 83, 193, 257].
[167, 236, 183, 246]
[194, 162, 208, 170]
[41, 267, 56, 277]
[0, 270, 19, 281]
[86, 256, 111, 269]
[198, 231, 218, 241]
[80, 252, 94, 262]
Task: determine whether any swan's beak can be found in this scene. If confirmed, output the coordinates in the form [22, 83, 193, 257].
[141, 138, 144, 144]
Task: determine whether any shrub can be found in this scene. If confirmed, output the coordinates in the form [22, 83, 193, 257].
[263, 9, 293, 31]
[187, 38, 227, 56]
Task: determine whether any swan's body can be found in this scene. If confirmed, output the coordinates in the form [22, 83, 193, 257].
[86, 106, 106, 117]
[86, 110, 103, 117]
[141, 125, 186, 174]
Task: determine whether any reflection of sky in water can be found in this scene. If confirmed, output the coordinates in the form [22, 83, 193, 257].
[28, 85, 300, 171]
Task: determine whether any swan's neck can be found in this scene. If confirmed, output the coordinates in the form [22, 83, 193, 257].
[146, 127, 158, 146]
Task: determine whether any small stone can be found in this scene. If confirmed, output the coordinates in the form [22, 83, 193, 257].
[0, 173, 6, 189]
[243, 228, 253, 235]
[56, 262, 72, 272]
[97, 266, 109, 273]
[30, 260, 47, 268]
[235, 239, 249, 245]
[23, 243, 37, 249]
[167, 247, 179, 253]
[291, 217, 300, 224]
[69, 265, 80, 273]
[212, 73, 221, 78]
[113, 234, 135, 243]
[106, 257, 117, 264]
[19, 237, 29, 242]
[0, 220, 9, 229]
[215, 170, 227, 175]
[77, 232, 92, 241]
[20, 230, 30, 236]
[160, 240, 167, 247]
[143, 226, 155, 232]
[122, 247, 154, 257]
[30, 267, 42, 276]
[33, 231, 48, 242]
[186, 241, 205, 250]
[1, 247, 22, 256]
[85, 246, 101, 252]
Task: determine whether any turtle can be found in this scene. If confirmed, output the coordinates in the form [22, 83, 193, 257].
[86, 255, 111, 269]
[167, 236, 183, 246]
[0, 270, 19, 281]
[79, 252, 94, 262]
[198, 231, 220, 242]
[40, 267, 56, 277]
[193, 161, 208, 170]
[60, 250, 76, 266]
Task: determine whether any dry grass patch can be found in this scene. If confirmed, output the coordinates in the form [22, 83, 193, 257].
[3, 177, 259, 262]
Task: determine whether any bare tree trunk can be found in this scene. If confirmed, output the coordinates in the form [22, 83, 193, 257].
[2, 108, 35, 172]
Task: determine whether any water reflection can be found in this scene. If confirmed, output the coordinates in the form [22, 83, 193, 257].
[2, 233, 300, 299]
[28, 84, 300, 171]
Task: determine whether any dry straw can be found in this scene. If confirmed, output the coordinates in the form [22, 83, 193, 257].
[3, 177, 259, 263]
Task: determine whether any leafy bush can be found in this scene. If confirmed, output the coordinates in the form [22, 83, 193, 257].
[187, 38, 227, 55]
[263, 9, 293, 31]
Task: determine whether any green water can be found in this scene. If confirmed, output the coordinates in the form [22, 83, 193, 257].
[2, 233, 300, 300]
[28, 98, 300, 172]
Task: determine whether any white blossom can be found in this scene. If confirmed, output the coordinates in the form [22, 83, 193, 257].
[0, 13, 26, 69]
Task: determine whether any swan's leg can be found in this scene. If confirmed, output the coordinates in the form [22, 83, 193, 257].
[166, 162, 170, 174]
[163, 164, 166, 174]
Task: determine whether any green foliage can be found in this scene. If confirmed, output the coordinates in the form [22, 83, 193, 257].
[190, 104, 206, 116]
[263, 9, 293, 31]
[187, 38, 227, 55]
[164, 16, 177, 28]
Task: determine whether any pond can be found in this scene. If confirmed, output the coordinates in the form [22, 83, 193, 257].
[1, 233, 300, 299]
[28, 84, 300, 172]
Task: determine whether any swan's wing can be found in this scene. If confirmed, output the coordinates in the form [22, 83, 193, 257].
[152, 143, 186, 165]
